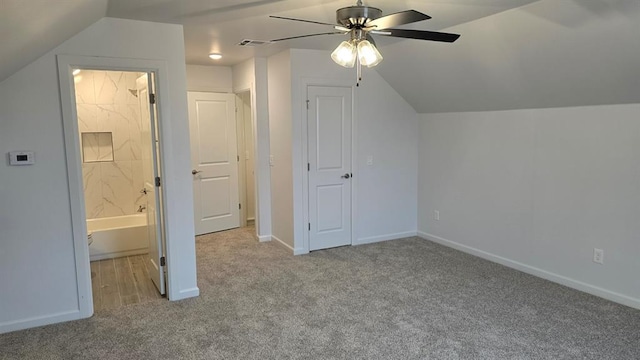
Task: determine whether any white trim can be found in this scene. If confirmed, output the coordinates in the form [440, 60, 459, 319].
[89, 248, 149, 262]
[300, 78, 356, 254]
[174, 287, 200, 301]
[272, 235, 293, 251]
[56, 55, 180, 310]
[353, 231, 417, 246]
[418, 231, 640, 310]
[0, 310, 81, 334]
[258, 235, 272, 243]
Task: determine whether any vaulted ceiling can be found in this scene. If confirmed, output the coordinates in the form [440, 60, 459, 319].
[2, 0, 638, 112]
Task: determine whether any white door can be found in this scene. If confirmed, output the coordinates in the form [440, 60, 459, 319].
[188, 92, 240, 235]
[137, 73, 165, 295]
[308, 85, 353, 251]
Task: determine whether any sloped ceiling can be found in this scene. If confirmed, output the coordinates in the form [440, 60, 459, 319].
[0, 0, 108, 82]
[376, 0, 640, 113]
[2, 0, 637, 113]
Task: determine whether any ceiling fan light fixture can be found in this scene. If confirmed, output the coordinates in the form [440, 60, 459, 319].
[331, 40, 357, 68]
[357, 40, 383, 68]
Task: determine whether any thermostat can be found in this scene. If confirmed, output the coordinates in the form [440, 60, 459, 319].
[9, 151, 35, 165]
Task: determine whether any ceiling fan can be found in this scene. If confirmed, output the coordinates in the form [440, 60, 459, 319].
[269, 0, 460, 84]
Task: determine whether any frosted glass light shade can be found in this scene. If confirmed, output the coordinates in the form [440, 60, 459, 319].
[331, 41, 357, 68]
[357, 40, 383, 68]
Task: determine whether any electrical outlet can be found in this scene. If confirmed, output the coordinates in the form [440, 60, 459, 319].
[434, 210, 440, 221]
[366, 155, 373, 166]
[593, 248, 604, 265]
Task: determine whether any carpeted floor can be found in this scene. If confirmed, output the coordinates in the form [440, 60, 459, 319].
[2, 227, 640, 359]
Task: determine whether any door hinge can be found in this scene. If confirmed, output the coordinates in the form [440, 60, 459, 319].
[149, 93, 156, 104]
[155, 176, 161, 187]
[160, 256, 166, 267]
[308, 223, 311, 231]
[306, 100, 310, 109]
[239, 203, 242, 210]
[237, 155, 240, 162]
[307, 163, 310, 171]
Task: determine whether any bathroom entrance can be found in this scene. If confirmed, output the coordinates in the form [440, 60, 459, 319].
[73, 69, 166, 310]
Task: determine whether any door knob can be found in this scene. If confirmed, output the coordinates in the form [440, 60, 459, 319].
[192, 169, 202, 175]
[341, 173, 351, 179]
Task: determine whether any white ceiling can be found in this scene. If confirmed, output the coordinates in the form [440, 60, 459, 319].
[1, 0, 537, 81]
[2, 0, 638, 112]
[105, 0, 540, 66]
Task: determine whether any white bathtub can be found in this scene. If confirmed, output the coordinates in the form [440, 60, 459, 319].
[87, 214, 148, 261]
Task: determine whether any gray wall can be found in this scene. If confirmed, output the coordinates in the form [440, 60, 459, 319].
[418, 104, 640, 308]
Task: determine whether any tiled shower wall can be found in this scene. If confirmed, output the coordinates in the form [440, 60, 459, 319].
[75, 70, 146, 219]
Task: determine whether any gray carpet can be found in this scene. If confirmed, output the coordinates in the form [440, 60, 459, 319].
[2, 227, 639, 359]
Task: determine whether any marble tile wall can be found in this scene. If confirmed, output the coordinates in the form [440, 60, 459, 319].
[75, 70, 147, 219]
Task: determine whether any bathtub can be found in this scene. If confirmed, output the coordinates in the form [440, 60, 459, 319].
[87, 214, 149, 261]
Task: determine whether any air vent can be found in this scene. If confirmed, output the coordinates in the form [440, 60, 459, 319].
[238, 39, 271, 47]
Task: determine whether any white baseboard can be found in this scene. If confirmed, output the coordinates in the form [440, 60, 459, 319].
[418, 231, 640, 310]
[258, 235, 272, 243]
[271, 235, 297, 254]
[353, 231, 417, 246]
[89, 248, 148, 262]
[0, 309, 85, 334]
[293, 248, 307, 256]
[170, 287, 200, 301]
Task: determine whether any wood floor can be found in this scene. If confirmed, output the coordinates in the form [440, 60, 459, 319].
[90, 255, 162, 312]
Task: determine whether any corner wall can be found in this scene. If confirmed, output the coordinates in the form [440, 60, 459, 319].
[418, 104, 640, 308]
[233, 58, 272, 240]
[0, 17, 197, 333]
[267, 51, 294, 248]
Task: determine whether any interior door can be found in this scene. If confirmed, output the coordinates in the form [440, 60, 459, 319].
[137, 73, 165, 295]
[308, 85, 353, 251]
[188, 92, 240, 235]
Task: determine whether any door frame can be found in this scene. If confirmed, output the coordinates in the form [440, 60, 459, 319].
[235, 90, 257, 228]
[234, 88, 260, 236]
[56, 55, 173, 317]
[300, 78, 357, 254]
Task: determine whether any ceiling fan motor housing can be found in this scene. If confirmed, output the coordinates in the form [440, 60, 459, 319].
[336, 6, 382, 28]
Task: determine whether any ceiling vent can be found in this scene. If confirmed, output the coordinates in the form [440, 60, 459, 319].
[238, 39, 271, 46]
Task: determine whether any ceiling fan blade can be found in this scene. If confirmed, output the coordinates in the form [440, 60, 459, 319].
[378, 29, 460, 43]
[270, 32, 346, 42]
[270, 15, 337, 27]
[365, 10, 431, 30]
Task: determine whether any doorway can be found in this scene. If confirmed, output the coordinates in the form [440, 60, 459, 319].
[236, 91, 256, 227]
[73, 69, 166, 310]
[307, 85, 354, 251]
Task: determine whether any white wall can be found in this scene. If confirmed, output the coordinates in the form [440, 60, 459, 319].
[0, 17, 198, 334]
[267, 50, 294, 248]
[418, 104, 640, 309]
[232, 58, 272, 240]
[185, 65, 232, 93]
[273, 49, 419, 253]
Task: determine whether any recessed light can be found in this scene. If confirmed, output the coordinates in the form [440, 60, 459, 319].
[209, 53, 222, 60]
[72, 69, 81, 76]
